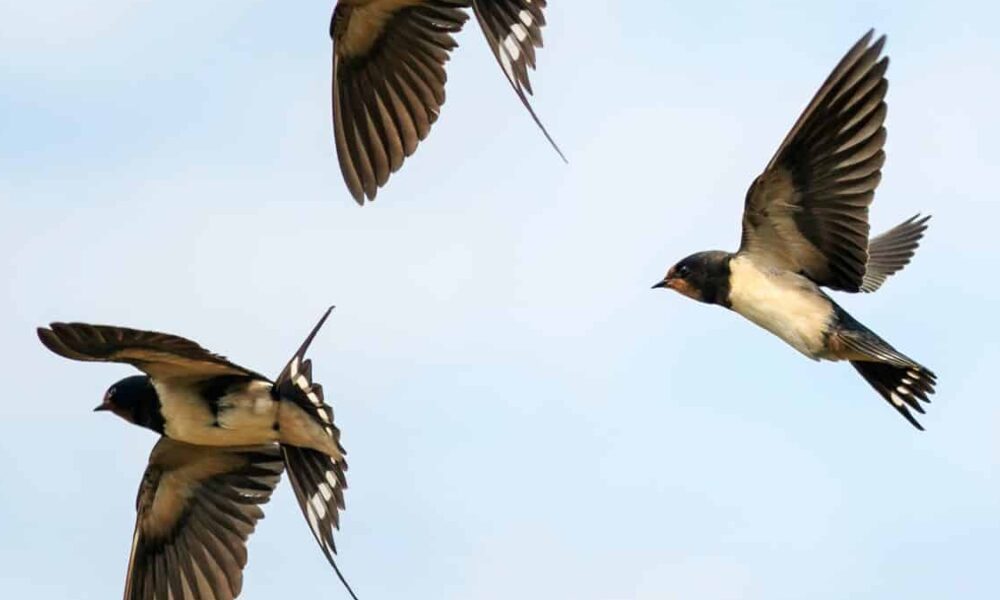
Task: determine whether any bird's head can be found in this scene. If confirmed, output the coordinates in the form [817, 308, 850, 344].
[652, 251, 732, 306]
[95, 375, 158, 426]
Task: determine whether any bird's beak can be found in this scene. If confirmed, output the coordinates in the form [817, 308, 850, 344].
[93, 402, 110, 412]
[653, 266, 679, 291]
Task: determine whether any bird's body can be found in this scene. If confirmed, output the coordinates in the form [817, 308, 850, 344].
[726, 254, 832, 359]
[153, 377, 278, 445]
[37, 308, 358, 599]
[653, 31, 937, 429]
[150, 376, 343, 458]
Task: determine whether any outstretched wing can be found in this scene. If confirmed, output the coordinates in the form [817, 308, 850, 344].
[739, 30, 889, 292]
[273, 307, 357, 600]
[123, 439, 283, 600]
[861, 214, 930, 293]
[470, 0, 565, 160]
[37, 322, 263, 380]
[331, 0, 469, 204]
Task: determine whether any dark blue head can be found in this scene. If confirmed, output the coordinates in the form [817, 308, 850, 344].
[95, 375, 164, 433]
[652, 250, 733, 306]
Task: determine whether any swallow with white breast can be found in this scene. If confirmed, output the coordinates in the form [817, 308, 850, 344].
[37, 307, 359, 599]
[652, 31, 937, 429]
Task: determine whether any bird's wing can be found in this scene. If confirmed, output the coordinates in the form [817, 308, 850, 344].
[861, 214, 930, 293]
[470, 0, 564, 160]
[37, 322, 264, 380]
[331, 0, 470, 204]
[739, 30, 889, 292]
[123, 439, 283, 600]
[273, 307, 356, 599]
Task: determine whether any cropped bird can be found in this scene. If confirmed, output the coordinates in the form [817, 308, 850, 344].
[37, 307, 359, 599]
[330, 0, 565, 204]
[652, 31, 937, 429]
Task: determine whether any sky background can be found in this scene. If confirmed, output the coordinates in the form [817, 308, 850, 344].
[2, 1, 999, 598]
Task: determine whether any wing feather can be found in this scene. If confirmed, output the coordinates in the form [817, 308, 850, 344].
[37, 322, 261, 380]
[332, 0, 469, 203]
[122, 440, 282, 600]
[740, 31, 890, 292]
[861, 214, 931, 292]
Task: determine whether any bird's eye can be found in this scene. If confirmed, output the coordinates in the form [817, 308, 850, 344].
[676, 265, 690, 278]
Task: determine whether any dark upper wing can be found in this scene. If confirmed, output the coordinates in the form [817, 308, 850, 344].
[470, 0, 565, 160]
[739, 30, 889, 292]
[123, 439, 283, 600]
[273, 307, 356, 599]
[861, 214, 930, 293]
[331, 0, 470, 204]
[37, 322, 263, 380]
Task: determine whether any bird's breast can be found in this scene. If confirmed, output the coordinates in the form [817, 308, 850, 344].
[727, 255, 833, 359]
[155, 380, 280, 446]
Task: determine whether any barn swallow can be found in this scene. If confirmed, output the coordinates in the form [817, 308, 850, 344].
[38, 307, 359, 599]
[330, 0, 565, 204]
[652, 31, 937, 429]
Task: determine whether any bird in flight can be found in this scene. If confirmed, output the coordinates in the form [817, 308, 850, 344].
[652, 31, 937, 429]
[330, 0, 565, 204]
[37, 307, 360, 599]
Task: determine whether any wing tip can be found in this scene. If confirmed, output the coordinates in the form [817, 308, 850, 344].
[36, 325, 58, 351]
[37, 323, 85, 360]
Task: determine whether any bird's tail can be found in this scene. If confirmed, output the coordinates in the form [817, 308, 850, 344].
[831, 305, 937, 429]
[471, 0, 567, 161]
[850, 360, 936, 430]
[281, 445, 358, 600]
[274, 307, 359, 600]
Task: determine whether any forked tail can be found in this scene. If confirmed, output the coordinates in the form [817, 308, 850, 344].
[275, 307, 358, 599]
[851, 360, 937, 430]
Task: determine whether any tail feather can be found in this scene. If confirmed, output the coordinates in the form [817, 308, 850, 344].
[471, 0, 567, 162]
[281, 445, 358, 600]
[832, 309, 937, 429]
[850, 361, 937, 430]
[275, 307, 358, 599]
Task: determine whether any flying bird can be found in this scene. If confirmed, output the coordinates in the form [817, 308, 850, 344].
[330, 0, 565, 204]
[652, 31, 937, 429]
[37, 307, 359, 599]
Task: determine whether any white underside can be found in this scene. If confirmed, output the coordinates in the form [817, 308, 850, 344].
[727, 255, 833, 359]
[154, 379, 340, 457]
[156, 380, 280, 446]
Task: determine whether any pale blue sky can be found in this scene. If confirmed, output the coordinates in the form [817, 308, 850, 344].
[2, 1, 999, 598]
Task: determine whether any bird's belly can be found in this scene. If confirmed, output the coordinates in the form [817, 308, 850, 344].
[156, 380, 280, 447]
[728, 257, 832, 359]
